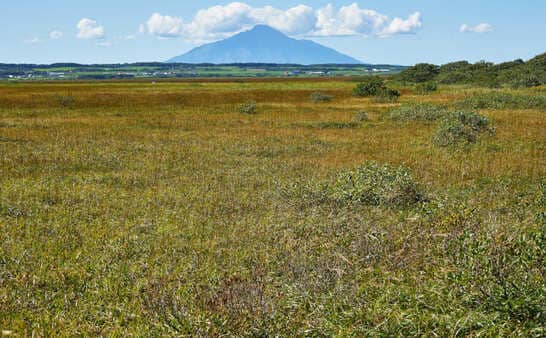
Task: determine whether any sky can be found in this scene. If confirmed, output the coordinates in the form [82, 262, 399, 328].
[2, 0, 545, 65]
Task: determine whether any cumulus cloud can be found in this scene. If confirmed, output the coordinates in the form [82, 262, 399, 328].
[77, 18, 105, 39]
[146, 3, 316, 41]
[313, 4, 388, 37]
[379, 12, 422, 36]
[251, 4, 316, 35]
[146, 13, 185, 38]
[49, 30, 64, 39]
[460, 23, 493, 33]
[143, 2, 423, 41]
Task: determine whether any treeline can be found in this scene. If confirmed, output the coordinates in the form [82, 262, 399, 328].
[397, 52, 546, 88]
[0, 62, 392, 70]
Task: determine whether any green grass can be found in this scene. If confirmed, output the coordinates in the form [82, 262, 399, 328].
[0, 80, 544, 336]
[455, 91, 546, 110]
[382, 102, 448, 121]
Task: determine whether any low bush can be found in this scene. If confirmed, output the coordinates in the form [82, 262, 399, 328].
[373, 88, 401, 103]
[238, 101, 257, 114]
[353, 76, 386, 97]
[383, 103, 448, 121]
[455, 92, 546, 110]
[329, 161, 424, 207]
[432, 111, 494, 147]
[510, 75, 541, 89]
[414, 81, 438, 95]
[354, 111, 369, 122]
[57, 95, 75, 108]
[310, 92, 332, 103]
[303, 121, 360, 129]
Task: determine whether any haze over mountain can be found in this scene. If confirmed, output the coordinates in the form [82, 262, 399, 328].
[167, 25, 362, 65]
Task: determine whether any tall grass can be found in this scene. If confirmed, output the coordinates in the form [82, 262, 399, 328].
[455, 91, 546, 110]
[0, 79, 544, 336]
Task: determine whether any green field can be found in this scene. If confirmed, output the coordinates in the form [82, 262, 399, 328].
[0, 63, 405, 81]
[0, 79, 544, 336]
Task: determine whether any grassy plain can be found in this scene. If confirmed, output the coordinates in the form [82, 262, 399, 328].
[0, 79, 544, 336]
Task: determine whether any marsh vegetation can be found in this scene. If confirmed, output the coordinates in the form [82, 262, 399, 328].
[0, 78, 544, 336]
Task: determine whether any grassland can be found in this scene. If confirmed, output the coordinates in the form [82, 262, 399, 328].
[0, 63, 405, 80]
[0, 79, 544, 336]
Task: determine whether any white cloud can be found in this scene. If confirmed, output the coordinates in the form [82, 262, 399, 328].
[96, 41, 112, 47]
[313, 4, 388, 37]
[77, 18, 105, 39]
[249, 4, 316, 35]
[460, 23, 493, 33]
[24, 37, 41, 44]
[379, 12, 422, 36]
[145, 3, 316, 41]
[143, 2, 422, 41]
[146, 13, 185, 38]
[49, 30, 64, 39]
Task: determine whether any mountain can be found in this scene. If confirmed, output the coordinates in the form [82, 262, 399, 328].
[167, 25, 362, 65]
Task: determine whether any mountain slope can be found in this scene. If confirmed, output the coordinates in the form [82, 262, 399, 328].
[167, 25, 361, 65]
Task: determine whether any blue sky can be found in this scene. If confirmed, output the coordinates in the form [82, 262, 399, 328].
[2, 0, 545, 65]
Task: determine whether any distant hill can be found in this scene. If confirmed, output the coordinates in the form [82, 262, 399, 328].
[167, 25, 362, 65]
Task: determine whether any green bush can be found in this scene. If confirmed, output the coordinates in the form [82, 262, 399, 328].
[510, 75, 542, 89]
[399, 63, 440, 83]
[415, 82, 438, 95]
[329, 161, 424, 207]
[432, 111, 494, 147]
[373, 88, 401, 103]
[353, 77, 386, 97]
[354, 111, 369, 122]
[57, 95, 75, 108]
[383, 103, 448, 121]
[238, 101, 257, 114]
[303, 121, 360, 129]
[400, 52, 546, 88]
[310, 92, 333, 103]
[455, 92, 546, 110]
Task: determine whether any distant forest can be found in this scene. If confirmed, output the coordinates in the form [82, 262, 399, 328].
[398, 52, 546, 88]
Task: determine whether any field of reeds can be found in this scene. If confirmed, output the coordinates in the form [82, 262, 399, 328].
[0, 79, 544, 336]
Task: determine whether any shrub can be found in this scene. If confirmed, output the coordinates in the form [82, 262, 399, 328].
[310, 92, 332, 103]
[238, 101, 257, 114]
[354, 111, 369, 122]
[399, 63, 440, 83]
[329, 161, 424, 207]
[455, 92, 546, 110]
[303, 121, 360, 129]
[432, 111, 494, 147]
[353, 76, 386, 97]
[414, 81, 438, 95]
[373, 88, 401, 103]
[383, 103, 448, 121]
[510, 75, 542, 89]
[57, 95, 75, 108]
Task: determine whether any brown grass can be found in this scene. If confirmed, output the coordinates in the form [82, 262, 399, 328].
[0, 79, 544, 336]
